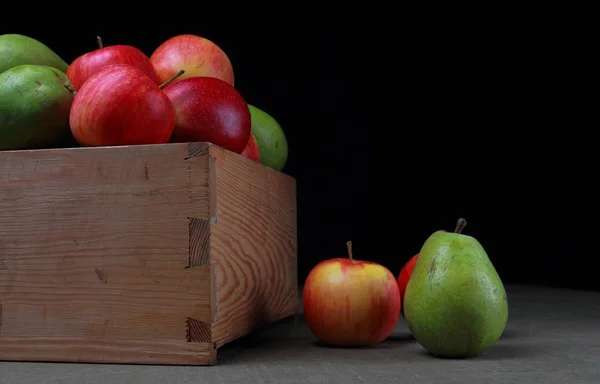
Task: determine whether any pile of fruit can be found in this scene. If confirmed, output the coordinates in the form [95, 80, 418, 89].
[0, 33, 288, 171]
[302, 218, 509, 358]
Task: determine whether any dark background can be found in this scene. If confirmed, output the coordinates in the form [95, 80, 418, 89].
[8, 5, 592, 290]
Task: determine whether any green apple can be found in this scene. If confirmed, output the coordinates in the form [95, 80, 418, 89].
[247, 104, 288, 171]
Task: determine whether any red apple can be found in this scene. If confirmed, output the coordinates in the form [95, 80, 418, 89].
[67, 36, 161, 90]
[69, 65, 182, 147]
[150, 34, 234, 86]
[302, 241, 401, 347]
[240, 133, 260, 162]
[397, 254, 419, 311]
[162, 76, 251, 154]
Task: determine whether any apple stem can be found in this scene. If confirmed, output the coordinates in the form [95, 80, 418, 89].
[64, 84, 77, 97]
[346, 241, 353, 261]
[96, 36, 104, 49]
[454, 218, 467, 234]
[158, 69, 186, 89]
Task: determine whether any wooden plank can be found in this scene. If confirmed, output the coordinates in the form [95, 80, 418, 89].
[0, 143, 210, 217]
[0, 338, 216, 365]
[207, 144, 298, 346]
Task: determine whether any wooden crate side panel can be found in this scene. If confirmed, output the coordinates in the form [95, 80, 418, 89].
[207, 145, 298, 346]
[0, 143, 216, 364]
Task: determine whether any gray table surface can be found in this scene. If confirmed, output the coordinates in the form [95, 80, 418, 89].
[1, 284, 599, 383]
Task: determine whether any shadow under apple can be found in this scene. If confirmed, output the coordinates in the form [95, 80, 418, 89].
[383, 332, 416, 343]
[311, 340, 396, 349]
[415, 343, 537, 361]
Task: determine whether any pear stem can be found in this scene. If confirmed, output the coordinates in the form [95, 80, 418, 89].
[454, 218, 467, 234]
[97, 36, 104, 49]
[346, 241, 353, 262]
[158, 69, 185, 89]
[64, 84, 77, 97]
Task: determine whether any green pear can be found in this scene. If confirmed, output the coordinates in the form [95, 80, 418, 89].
[0, 34, 69, 75]
[404, 218, 508, 358]
[247, 104, 288, 171]
[0, 65, 76, 151]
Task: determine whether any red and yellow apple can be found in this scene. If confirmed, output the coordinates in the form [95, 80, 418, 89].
[302, 241, 401, 346]
[150, 34, 234, 86]
[397, 253, 418, 311]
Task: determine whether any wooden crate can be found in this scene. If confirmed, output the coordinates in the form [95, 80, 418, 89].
[0, 142, 297, 365]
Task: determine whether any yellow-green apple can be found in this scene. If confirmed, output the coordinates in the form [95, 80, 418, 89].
[69, 65, 183, 147]
[161, 76, 251, 153]
[397, 254, 418, 312]
[150, 34, 234, 86]
[302, 241, 401, 346]
[67, 36, 161, 90]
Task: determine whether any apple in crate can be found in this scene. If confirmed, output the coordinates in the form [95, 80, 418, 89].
[240, 133, 260, 162]
[67, 36, 161, 90]
[69, 64, 183, 147]
[162, 76, 251, 154]
[150, 34, 234, 86]
[302, 241, 401, 346]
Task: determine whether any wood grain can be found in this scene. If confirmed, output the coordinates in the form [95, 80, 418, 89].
[188, 218, 211, 267]
[0, 141, 297, 365]
[207, 145, 298, 347]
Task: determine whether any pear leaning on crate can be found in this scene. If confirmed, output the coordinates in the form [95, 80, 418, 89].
[403, 218, 508, 358]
